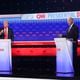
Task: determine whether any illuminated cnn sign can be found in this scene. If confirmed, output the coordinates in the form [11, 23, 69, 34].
[0, 48, 4, 51]
[36, 13, 46, 19]
[57, 48, 61, 51]
[77, 11, 80, 17]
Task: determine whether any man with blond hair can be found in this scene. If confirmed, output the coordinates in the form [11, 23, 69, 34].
[0, 20, 14, 41]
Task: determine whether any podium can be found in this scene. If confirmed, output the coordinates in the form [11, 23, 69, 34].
[54, 38, 74, 77]
[0, 39, 12, 74]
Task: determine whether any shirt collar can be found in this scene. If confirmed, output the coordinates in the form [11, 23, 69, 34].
[70, 23, 74, 27]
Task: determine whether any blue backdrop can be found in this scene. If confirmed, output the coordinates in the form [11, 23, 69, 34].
[0, 19, 80, 41]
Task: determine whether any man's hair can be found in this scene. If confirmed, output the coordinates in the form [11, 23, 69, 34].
[67, 17, 73, 21]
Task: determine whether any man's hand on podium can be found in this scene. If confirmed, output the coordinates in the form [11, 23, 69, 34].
[55, 32, 63, 38]
[0, 30, 3, 35]
[58, 34, 63, 37]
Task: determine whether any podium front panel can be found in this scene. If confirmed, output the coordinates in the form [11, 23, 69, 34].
[54, 38, 74, 77]
[0, 39, 12, 74]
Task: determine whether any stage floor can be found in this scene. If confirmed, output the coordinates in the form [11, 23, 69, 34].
[0, 56, 80, 79]
[0, 77, 53, 80]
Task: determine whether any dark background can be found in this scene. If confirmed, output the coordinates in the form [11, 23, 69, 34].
[0, 0, 79, 14]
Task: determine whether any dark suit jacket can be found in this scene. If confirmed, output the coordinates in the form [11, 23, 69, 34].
[63, 24, 79, 42]
[63, 24, 79, 72]
[0, 28, 14, 41]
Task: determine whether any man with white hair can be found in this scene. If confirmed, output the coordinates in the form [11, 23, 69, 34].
[60, 17, 79, 76]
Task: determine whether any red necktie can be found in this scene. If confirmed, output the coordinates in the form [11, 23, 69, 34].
[4, 29, 8, 39]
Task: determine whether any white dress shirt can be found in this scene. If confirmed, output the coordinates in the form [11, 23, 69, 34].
[4, 28, 8, 34]
[68, 23, 74, 32]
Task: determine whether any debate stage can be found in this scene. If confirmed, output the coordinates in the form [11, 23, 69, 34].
[0, 41, 80, 79]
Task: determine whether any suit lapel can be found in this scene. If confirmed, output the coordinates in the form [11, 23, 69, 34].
[68, 24, 74, 33]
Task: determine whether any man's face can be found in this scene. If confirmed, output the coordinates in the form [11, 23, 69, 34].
[4, 21, 8, 28]
[67, 18, 73, 26]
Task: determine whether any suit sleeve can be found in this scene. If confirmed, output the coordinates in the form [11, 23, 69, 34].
[73, 27, 79, 40]
[11, 29, 14, 41]
[62, 25, 79, 41]
[0, 28, 4, 39]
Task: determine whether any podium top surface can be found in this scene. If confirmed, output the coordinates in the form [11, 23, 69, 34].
[54, 38, 66, 41]
[0, 39, 11, 42]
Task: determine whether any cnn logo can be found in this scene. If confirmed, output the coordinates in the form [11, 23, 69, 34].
[0, 48, 4, 51]
[36, 13, 46, 19]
